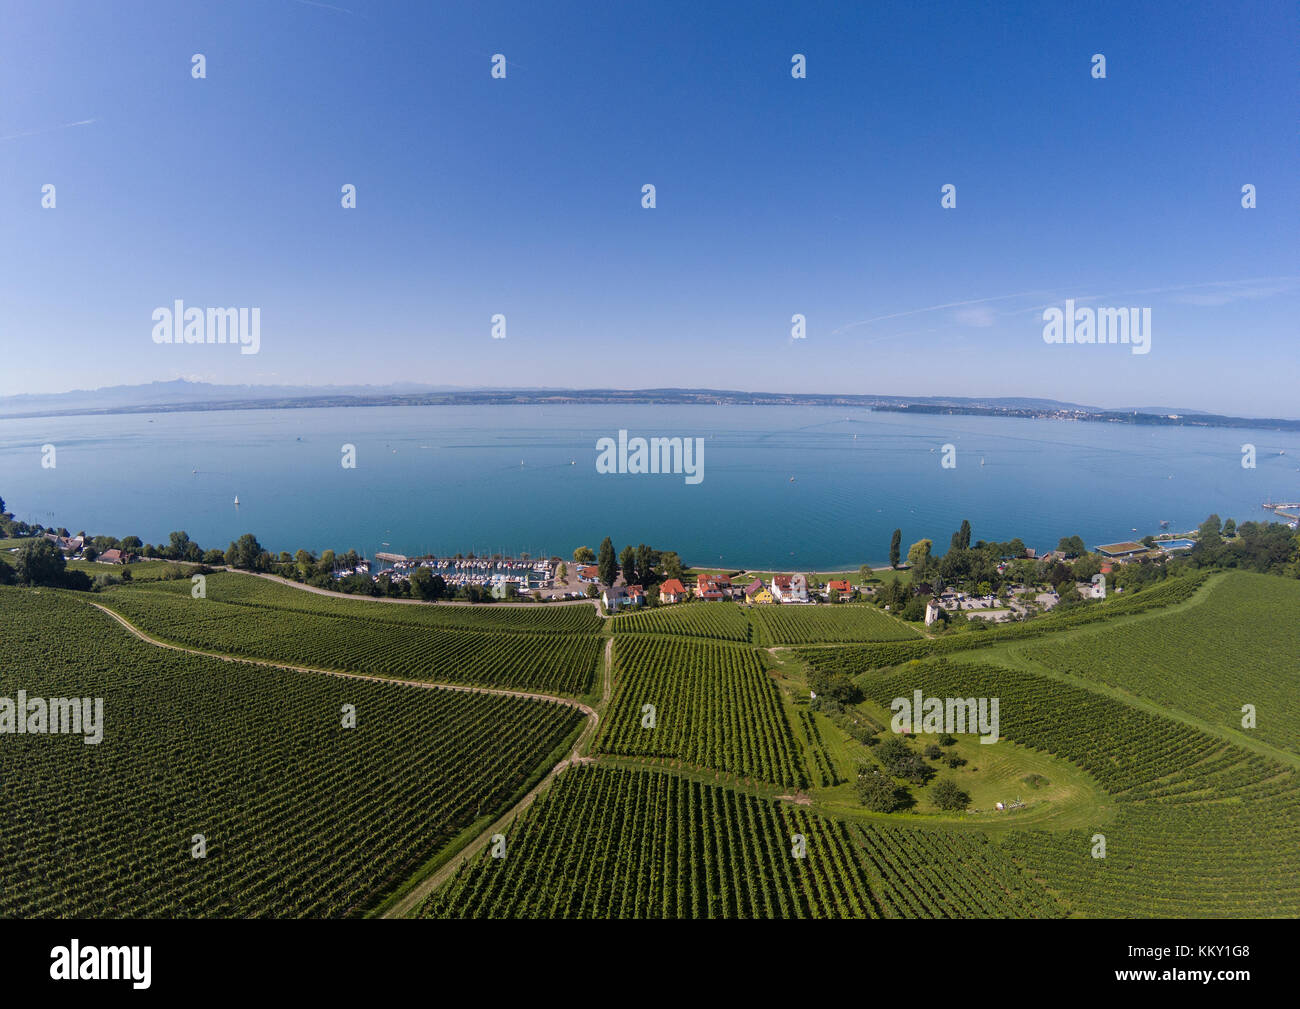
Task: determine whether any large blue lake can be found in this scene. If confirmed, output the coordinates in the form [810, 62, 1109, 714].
[1, 405, 1297, 570]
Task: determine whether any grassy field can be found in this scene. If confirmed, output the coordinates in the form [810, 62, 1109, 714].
[0, 587, 583, 917]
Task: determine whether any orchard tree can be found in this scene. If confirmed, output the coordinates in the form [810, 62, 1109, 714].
[931, 778, 971, 812]
[856, 770, 905, 813]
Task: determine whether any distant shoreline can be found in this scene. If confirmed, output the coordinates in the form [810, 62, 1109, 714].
[4, 388, 1300, 432]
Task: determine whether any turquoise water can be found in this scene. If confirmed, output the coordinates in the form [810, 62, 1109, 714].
[1, 405, 1297, 570]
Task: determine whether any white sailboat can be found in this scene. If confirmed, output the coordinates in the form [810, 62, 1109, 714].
[233, 495, 240, 506]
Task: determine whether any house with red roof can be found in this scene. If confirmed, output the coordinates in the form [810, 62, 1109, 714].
[659, 578, 686, 604]
[771, 573, 808, 603]
[695, 575, 733, 600]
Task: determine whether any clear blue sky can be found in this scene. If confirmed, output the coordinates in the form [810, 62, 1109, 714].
[2, 0, 1296, 414]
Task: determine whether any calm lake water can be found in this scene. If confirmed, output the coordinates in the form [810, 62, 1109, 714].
[1, 405, 1297, 570]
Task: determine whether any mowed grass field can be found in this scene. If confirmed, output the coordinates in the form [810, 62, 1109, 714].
[96, 574, 603, 695]
[1012, 571, 1300, 753]
[0, 587, 584, 918]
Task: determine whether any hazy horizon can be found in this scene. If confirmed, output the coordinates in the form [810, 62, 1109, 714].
[2, 0, 1296, 413]
[4, 376, 1296, 423]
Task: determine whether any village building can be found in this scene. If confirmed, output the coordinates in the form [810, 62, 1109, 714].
[658, 578, 686, 604]
[743, 578, 774, 604]
[602, 586, 628, 612]
[1095, 541, 1149, 559]
[771, 574, 809, 603]
[924, 598, 943, 625]
[577, 565, 600, 583]
[827, 579, 852, 599]
[695, 575, 731, 600]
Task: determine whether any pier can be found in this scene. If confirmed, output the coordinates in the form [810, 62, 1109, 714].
[1263, 502, 1300, 521]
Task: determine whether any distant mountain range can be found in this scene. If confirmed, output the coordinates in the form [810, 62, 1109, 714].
[3, 380, 1295, 430]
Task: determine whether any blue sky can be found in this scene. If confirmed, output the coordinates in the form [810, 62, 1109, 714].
[2, 0, 1296, 414]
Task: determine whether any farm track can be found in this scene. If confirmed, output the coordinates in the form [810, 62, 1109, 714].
[85, 599, 605, 918]
[381, 635, 615, 918]
[88, 602, 594, 714]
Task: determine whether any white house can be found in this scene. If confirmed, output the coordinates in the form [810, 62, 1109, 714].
[772, 573, 809, 603]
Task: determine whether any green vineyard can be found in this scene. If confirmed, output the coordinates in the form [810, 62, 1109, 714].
[1003, 800, 1300, 917]
[0, 588, 584, 917]
[609, 601, 752, 641]
[418, 765, 1062, 918]
[1016, 571, 1300, 753]
[860, 660, 1290, 799]
[98, 581, 602, 695]
[797, 570, 1212, 678]
[120, 571, 603, 633]
[5, 553, 1296, 919]
[750, 603, 922, 645]
[595, 637, 807, 787]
